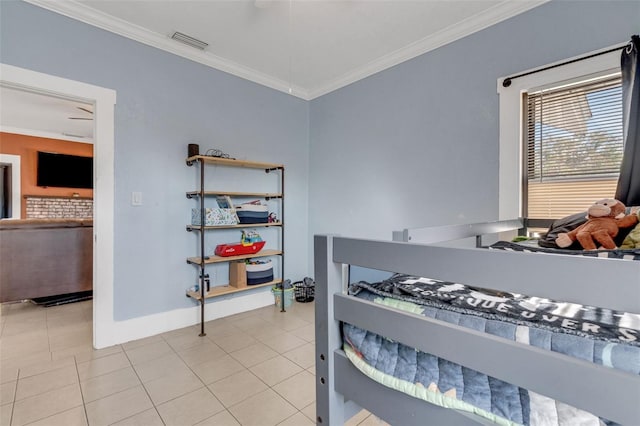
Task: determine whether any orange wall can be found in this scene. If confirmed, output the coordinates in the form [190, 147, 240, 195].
[0, 132, 93, 217]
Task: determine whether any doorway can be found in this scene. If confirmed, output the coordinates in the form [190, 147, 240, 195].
[0, 63, 116, 348]
[0, 154, 20, 219]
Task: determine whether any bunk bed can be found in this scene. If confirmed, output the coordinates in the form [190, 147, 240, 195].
[314, 220, 640, 425]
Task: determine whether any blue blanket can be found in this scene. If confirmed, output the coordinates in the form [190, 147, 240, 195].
[343, 281, 640, 425]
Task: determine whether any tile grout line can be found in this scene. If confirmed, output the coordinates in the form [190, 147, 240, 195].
[157, 327, 287, 423]
[45, 305, 54, 357]
[77, 366, 137, 406]
[268, 372, 312, 422]
[73, 355, 91, 426]
[8, 370, 18, 426]
[155, 332, 238, 423]
[3, 302, 315, 426]
[76, 354, 131, 383]
[10, 370, 83, 426]
[12, 335, 83, 425]
[277, 410, 306, 426]
[119, 347, 167, 426]
[0, 308, 6, 337]
[190, 318, 269, 425]
[220, 313, 313, 425]
[174, 317, 303, 424]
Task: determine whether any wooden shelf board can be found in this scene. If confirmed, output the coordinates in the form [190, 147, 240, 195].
[186, 191, 282, 198]
[187, 249, 282, 265]
[186, 155, 283, 170]
[186, 279, 282, 300]
[187, 222, 282, 231]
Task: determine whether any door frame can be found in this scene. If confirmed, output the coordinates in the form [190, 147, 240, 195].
[1, 63, 116, 349]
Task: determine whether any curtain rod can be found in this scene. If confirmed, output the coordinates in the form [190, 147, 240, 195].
[502, 39, 634, 88]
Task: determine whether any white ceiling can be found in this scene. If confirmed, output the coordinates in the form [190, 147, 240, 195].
[0, 86, 94, 142]
[3, 0, 546, 141]
[25, 0, 548, 100]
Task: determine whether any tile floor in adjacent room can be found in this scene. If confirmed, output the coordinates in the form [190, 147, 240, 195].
[0, 299, 386, 426]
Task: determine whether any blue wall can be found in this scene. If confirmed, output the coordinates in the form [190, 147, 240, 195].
[0, 0, 310, 320]
[308, 0, 639, 245]
[2, 0, 638, 321]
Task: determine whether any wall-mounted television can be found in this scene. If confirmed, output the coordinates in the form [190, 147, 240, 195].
[37, 151, 93, 189]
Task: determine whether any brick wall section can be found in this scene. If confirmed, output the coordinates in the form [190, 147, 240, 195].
[25, 197, 93, 219]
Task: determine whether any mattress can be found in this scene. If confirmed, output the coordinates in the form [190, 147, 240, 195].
[342, 243, 640, 426]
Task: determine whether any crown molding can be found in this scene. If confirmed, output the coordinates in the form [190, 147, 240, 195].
[25, 0, 547, 101]
[23, 0, 311, 100]
[307, 0, 549, 99]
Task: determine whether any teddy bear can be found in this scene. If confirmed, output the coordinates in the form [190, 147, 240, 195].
[620, 210, 640, 249]
[555, 199, 638, 250]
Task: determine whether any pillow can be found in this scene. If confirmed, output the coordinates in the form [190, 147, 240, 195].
[538, 212, 586, 249]
[537, 207, 638, 249]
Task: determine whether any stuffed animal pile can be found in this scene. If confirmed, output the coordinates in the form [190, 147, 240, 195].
[555, 199, 638, 250]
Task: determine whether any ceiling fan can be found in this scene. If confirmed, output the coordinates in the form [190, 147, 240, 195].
[68, 106, 93, 120]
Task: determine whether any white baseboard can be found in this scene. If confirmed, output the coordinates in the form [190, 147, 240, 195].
[97, 290, 274, 348]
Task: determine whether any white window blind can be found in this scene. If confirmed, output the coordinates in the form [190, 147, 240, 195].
[525, 75, 623, 219]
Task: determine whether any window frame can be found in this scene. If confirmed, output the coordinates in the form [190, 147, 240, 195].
[497, 47, 620, 221]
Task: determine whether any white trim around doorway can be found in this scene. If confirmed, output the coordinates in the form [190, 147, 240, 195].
[0, 63, 116, 349]
[0, 154, 21, 219]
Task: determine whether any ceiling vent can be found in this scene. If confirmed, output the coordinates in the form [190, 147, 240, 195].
[171, 32, 208, 50]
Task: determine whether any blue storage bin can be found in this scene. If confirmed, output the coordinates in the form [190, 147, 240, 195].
[236, 203, 269, 224]
[246, 260, 273, 285]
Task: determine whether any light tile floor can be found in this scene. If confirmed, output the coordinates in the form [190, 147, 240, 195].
[0, 300, 386, 426]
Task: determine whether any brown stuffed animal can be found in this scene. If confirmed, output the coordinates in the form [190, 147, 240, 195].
[556, 199, 638, 250]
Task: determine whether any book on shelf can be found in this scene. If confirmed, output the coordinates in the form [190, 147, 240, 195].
[216, 195, 234, 209]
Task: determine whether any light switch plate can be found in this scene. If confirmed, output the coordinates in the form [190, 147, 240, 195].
[131, 192, 143, 206]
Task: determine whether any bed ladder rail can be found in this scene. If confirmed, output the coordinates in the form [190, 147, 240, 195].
[332, 236, 640, 313]
[396, 219, 523, 245]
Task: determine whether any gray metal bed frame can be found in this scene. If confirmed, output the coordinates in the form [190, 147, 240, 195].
[314, 220, 640, 425]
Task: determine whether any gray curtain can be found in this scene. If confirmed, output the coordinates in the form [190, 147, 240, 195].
[615, 35, 640, 206]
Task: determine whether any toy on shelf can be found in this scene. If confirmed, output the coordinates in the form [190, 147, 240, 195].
[241, 230, 262, 245]
[215, 230, 266, 257]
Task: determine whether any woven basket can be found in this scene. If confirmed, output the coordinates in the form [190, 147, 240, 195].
[271, 287, 294, 308]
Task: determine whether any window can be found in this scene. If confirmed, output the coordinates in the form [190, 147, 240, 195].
[498, 47, 620, 223]
[524, 75, 623, 219]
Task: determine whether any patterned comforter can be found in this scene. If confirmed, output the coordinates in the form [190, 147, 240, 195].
[342, 247, 640, 425]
